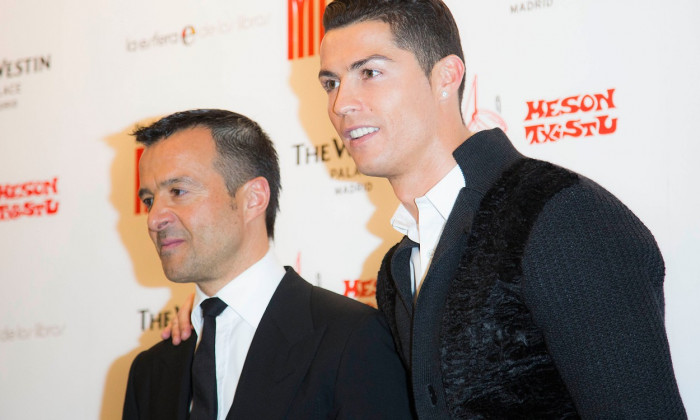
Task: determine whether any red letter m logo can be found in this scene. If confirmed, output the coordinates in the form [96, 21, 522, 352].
[288, 0, 327, 60]
[135, 147, 145, 214]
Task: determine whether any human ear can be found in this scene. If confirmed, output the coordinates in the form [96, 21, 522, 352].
[240, 176, 270, 224]
[432, 54, 465, 100]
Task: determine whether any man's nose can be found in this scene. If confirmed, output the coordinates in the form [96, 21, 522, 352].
[147, 198, 174, 232]
[332, 81, 361, 117]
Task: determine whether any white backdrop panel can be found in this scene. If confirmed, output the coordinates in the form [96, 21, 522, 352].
[1, 0, 697, 418]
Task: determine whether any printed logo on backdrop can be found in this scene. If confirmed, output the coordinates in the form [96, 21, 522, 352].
[343, 278, 377, 308]
[139, 306, 181, 332]
[292, 139, 373, 194]
[0, 54, 51, 112]
[524, 88, 617, 145]
[0, 177, 60, 221]
[288, 0, 329, 60]
[1, 323, 66, 343]
[464, 75, 508, 133]
[510, 0, 556, 14]
[126, 14, 271, 52]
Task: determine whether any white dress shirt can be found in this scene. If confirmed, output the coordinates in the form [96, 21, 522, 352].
[391, 164, 465, 296]
[190, 246, 286, 420]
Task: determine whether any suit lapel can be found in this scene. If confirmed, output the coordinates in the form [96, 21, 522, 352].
[430, 188, 477, 269]
[390, 237, 418, 311]
[428, 128, 525, 283]
[149, 337, 196, 420]
[227, 269, 325, 419]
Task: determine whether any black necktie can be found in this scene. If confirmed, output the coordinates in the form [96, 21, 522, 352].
[190, 297, 227, 420]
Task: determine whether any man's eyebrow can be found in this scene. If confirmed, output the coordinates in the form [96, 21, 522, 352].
[318, 54, 392, 79]
[137, 177, 198, 199]
[349, 54, 391, 71]
[318, 69, 337, 79]
[137, 187, 151, 200]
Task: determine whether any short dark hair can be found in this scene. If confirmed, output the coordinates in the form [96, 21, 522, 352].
[323, 0, 466, 106]
[132, 109, 281, 239]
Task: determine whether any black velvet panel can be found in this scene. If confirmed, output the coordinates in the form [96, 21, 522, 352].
[441, 158, 579, 419]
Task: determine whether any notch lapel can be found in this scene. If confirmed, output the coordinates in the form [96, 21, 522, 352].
[226, 269, 326, 419]
[148, 337, 197, 420]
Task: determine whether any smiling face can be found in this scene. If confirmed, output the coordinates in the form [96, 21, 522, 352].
[319, 20, 443, 184]
[138, 126, 247, 290]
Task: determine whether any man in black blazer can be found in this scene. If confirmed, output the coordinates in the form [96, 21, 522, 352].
[123, 109, 411, 419]
[316, 0, 686, 418]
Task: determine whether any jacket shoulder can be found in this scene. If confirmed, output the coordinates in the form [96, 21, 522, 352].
[309, 284, 377, 323]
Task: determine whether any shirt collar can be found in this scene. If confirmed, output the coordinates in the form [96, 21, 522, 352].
[425, 164, 466, 220]
[390, 164, 465, 242]
[191, 246, 285, 336]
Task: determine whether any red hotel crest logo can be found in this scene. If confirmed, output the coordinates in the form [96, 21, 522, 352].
[288, 0, 328, 60]
[0, 177, 60, 221]
[524, 88, 618, 144]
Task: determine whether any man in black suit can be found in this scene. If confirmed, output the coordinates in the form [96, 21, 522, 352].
[123, 109, 411, 419]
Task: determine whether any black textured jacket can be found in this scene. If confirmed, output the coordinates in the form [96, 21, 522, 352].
[376, 128, 686, 419]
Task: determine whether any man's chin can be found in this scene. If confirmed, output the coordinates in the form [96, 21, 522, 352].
[352, 163, 384, 179]
[161, 264, 196, 284]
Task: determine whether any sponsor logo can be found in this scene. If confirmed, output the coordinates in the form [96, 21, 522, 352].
[0, 54, 51, 112]
[0, 55, 51, 79]
[510, 0, 555, 14]
[139, 307, 180, 331]
[291, 139, 375, 194]
[126, 14, 271, 52]
[292, 138, 348, 166]
[524, 88, 618, 144]
[0, 323, 66, 343]
[0, 177, 60, 221]
[343, 278, 377, 308]
[288, 0, 328, 60]
[464, 74, 508, 132]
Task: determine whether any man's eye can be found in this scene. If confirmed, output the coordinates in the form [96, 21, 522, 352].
[321, 79, 339, 92]
[362, 69, 380, 79]
[171, 188, 186, 197]
[142, 198, 153, 209]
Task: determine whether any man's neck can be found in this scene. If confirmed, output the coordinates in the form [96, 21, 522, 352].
[197, 239, 270, 297]
[390, 126, 472, 221]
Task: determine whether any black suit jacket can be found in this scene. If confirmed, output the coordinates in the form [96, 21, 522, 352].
[123, 267, 412, 419]
[377, 128, 686, 418]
